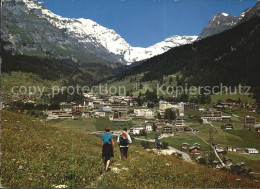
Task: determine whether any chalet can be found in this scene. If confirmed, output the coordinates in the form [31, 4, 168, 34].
[193, 143, 201, 148]
[83, 99, 94, 108]
[134, 109, 154, 117]
[255, 125, 260, 133]
[214, 144, 224, 152]
[189, 115, 198, 121]
[215, 102, 230, 108]
[226, 145, 233, 151]
[144, 124, 153, 132]
[183, 103, 199, 111]
[1, 102, 11, 109]
[222, 115, 232, 121]
[156, 121, 166, 128]
[232, 147, 245, 153]
[192, 128, 200, 133]
[222, 123, 233, 130]
[162, 126, 173, 134]
[111, 105, 128, 113]
[72, 110, 82, 118]
[226, 98, 237, 104]
[244, 116, 256, 126]
[129, 127, 144, 135]
[93, 102, 102, 109]
[83, 111, 92, 118]
[189, 146, 201, 154]
[99, 106, 112, 112]
[94, 111, 106, 118]
[245, 148, 259, 154]
[213, 161, 223, 169]
[159, 101, 174, 111]
[246, 107, 256, 113]
[72, 104, 86, 112]
[59, 102, 74, 112]
[175, 119, 186, 127]
[175, 128, 184, 132]
[181, 143, 189, 149]
[47, 111, 73, 120]
[223, 157, 233, 166]
[233, 162, 246, 171]
[202, 111, 222, 121]
[57, 114, 73, 119]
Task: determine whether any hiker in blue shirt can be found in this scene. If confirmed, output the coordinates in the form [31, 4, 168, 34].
[101, 126, 115, 172]
[117, 128, 132, 160]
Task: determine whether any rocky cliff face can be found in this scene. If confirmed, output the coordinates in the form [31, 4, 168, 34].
[1, 0, 197, 64]
[197, 13, 241, 40]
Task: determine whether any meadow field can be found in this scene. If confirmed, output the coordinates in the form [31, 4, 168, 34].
[1, 110, 260, 188]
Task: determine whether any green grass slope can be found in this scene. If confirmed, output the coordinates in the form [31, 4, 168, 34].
[1, 110, 260, 188]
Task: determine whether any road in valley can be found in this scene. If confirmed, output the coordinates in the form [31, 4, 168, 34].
[133, 137, 193, 163]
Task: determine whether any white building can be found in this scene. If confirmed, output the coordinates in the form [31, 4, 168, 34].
[246, 148, 259, 154]
[145, 125, 153, 132]
[134, 109, 154, 117]
[99, 106, 112, 112]
[159, 101, 184, 115]
[159, 101, 174, 111]
[129, 127, 144, 135]
[94, 111, 106, 118]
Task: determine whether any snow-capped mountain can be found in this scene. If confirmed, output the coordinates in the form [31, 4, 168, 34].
[1, 0, 197, 64]
[197, 12, 242, 40]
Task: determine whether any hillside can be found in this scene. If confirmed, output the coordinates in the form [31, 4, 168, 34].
[1, 110, 260, 188]
[113, 15, 260, 88]
[1, 46, 125, 88]
[2, 0, 196, 64]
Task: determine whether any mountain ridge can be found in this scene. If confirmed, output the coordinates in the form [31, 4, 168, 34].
[2, 0, 197, 64]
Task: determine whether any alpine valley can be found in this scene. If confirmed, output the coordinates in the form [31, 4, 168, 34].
[1, 1, 260, 188]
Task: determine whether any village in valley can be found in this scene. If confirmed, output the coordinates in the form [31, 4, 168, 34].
[3, 87, 259, 177]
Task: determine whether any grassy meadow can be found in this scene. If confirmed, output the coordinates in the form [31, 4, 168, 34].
[1, 110, 260, 188]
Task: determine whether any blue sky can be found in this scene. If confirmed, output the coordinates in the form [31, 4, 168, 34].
[42, 0, 257, 47]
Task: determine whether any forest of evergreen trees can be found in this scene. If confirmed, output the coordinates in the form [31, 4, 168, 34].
[115, 16, 260, 90]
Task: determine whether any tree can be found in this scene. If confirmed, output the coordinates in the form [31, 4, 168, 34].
[157, 112, 162, 120]
[140, 130, 147, 137]
[176, 75, 180, 82]
[152, 124, 157, 131]
[198, 157, 207, 165]
[169, 77, 173, 84]
[161, 141, 169, 149]
[165, 109, 176, 120]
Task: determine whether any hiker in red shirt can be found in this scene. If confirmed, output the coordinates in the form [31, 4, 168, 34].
[117, 128, 132, 160]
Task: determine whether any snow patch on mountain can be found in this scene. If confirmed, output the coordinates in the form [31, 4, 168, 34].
[222, 13, 229, 17]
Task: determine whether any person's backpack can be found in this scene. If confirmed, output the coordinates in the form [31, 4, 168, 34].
[119, 133, 129, 146]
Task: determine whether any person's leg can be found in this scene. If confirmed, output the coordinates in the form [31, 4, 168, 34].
[105, 157, 110, 171]
[104, 157, 108, 167]
[124, 147, 128, 159]
[106, 159, 110, 171]
[120, 147, 124, 160]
